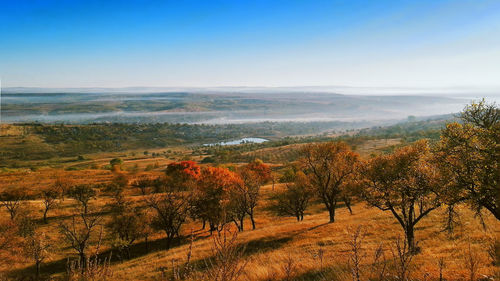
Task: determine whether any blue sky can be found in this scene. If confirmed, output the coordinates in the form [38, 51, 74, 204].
[1, 0, 500, 88]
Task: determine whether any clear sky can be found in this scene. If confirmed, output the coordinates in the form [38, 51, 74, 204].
[1, 0, 500, 88]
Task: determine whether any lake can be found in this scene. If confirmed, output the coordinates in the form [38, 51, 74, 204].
[204, 137, 269, 146]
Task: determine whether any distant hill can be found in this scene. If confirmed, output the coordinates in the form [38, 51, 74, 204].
[1, 88, 466, 124]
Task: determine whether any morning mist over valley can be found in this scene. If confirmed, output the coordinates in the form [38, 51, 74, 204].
[1, 1, 499, 280]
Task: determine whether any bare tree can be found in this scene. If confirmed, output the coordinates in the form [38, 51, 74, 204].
[67, 185, 96, 215]
[23, 232, 51, 279]
[54, 176, 72, 200]
[41, 187, 59, 224]
[0, 188, 28, 220]
[131, 176, 155, 195]
[59, 213, 102, 268]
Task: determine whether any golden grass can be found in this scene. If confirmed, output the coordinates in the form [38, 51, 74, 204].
[0, 145, 499, 280]
[2, 179, 496, 280]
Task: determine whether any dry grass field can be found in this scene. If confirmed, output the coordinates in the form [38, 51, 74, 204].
[0, 173, 498, 280]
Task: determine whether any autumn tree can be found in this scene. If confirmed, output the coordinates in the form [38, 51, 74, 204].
[300, 142, 359, 223]
[0, 188, 28, 220]
[106, 199, 148, 259]
[23, 232, 51, 279]
[227, 182, 249, 231]
[435, 100, 500, 220]
[360, 140, 441, 252]
[146, 186, 190, 250]
[237, 159, 271, 229]
[275, 171, 313, 221]
[192, 166, 243, 233]
[41, 187, 59, 224]
[67, 185, 96, 215]
[164, 161, 201, 191]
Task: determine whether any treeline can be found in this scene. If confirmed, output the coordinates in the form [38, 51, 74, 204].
[0, 121, 361, 164]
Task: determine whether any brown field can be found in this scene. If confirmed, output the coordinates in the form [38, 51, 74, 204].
[0, 169, 498, 280]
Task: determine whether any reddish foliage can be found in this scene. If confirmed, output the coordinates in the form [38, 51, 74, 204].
[243, 160, 272, 186]
[165, 161, 201, 190]
[166, 161, 201, 180]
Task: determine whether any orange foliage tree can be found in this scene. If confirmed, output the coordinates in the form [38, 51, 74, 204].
[360, 140, 441, 252]
[165, 161, 201, 191]
[192, 166, 243, 233]
[237, 159, 272, 230]
[300, 142, 360, 223]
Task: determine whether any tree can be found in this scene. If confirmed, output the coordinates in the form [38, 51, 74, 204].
[435, 100, 500, 220]
[237, 160, 271, 230]
[106, 200, 148, 259]
[53, 176, 72, 200]
[0, 188, 28, 220]
[131, 175, 155, 195]
[23, 232, 51, 279]
[360, 140, 441, 252]
[275, 171, 313, 221]
[300, 142, 359, 223]
[41, 187, 59, 224]
[164, 161, 201, 191]
[110, 158, 123, 167]
[59, 213, 102, 268]
[147, 188, 190, 250]
[192, 166, 243, 233]
[227, 182, 249, 231]
[67, 185, 96, 215]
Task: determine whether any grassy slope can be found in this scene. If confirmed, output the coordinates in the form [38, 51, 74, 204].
[1, 180, 497, 280]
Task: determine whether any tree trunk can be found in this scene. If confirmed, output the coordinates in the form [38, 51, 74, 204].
[36, 261, 40, 280]
[250, 212, 256, 230]
[239, 218, 244, 231]
[405, 225, 416, 253]
[9, 210, 15, 220]
[165, 235, 172, 250]
[79, 252, 86, 272]
[344, 197, 353, 215]
[43, 208, 49, 224]
[328, 207, 336, 223]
